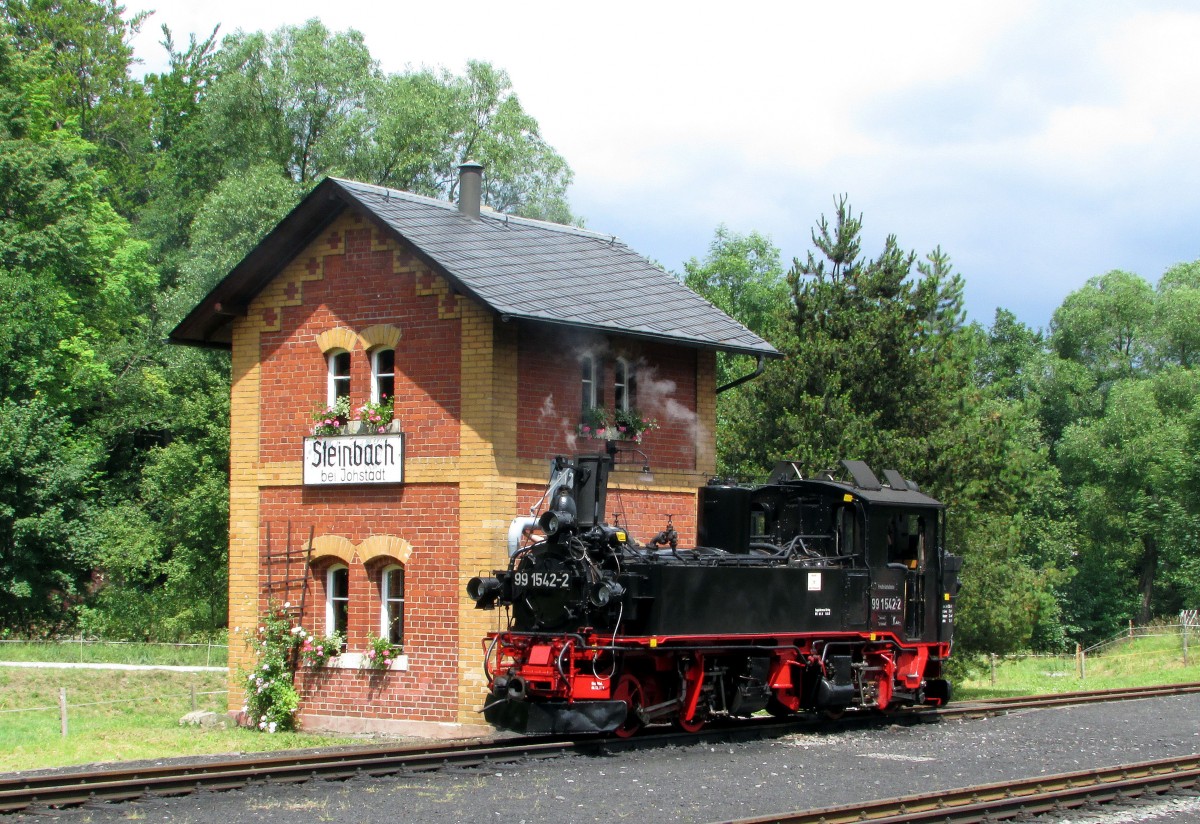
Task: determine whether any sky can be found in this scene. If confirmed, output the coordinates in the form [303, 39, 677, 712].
[122, 0, 1200, 330]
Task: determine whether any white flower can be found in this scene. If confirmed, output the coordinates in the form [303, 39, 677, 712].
[263, 663, 270, 671]
[241, 705, 248, 713]
[284, 602, 291, 609]
[258, 720, 266, 730]
[268, 721, 277, 733]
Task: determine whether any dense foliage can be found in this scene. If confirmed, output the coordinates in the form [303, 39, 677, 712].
[686, 208, 1199, 651]
[1, 2, 1195, 652]
[0, 4, 575, 639]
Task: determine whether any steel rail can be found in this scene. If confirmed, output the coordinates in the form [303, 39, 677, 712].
[4, 682, 1199, 815]
[722, 753, 1200, 823]
[0, 738, 580, 814]
[941, 681, 1200, 718]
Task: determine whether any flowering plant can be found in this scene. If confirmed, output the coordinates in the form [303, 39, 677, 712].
[300, 630, 344, 667]
[311, 396, 351, 436]
[577, 406, 658, 442]
[353, 395, 394, 434]
[361, 635, 401, 670]
[241, 603, 301, 733]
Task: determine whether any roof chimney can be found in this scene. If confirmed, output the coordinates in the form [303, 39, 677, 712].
[458, 161, 483, 219]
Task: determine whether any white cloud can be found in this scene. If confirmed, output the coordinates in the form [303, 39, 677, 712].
[123, 0, 1200, 328]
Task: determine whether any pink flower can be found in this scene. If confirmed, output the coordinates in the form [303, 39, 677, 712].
[368, 650, 376, 659]
[382, 649, 390, 658]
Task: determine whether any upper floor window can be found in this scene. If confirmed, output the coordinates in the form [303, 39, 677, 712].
[372, 348, 395, 403]
[327, 351, 351, 407]
[614, 358, 637, 411]
[380, 565, 405, 645]
[326, 564, 349, 637]
[581, 354, 601, 410]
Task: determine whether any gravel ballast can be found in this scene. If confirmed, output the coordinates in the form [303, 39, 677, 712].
[14, 693, 1200, 823]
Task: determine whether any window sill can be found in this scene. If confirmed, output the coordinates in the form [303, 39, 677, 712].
[323, 653, 409, 671]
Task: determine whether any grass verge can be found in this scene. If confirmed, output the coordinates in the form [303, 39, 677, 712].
[0, 668, 357, 774]
[956, 631, 1200, 699]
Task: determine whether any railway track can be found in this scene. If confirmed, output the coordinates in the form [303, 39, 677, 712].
[727, 753, 1200, 823]
[4, 681, 1199, 815]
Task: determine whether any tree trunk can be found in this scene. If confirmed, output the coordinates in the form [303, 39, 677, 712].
[1136, 534, 1159, 626]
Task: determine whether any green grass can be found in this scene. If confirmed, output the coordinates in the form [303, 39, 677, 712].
[957, 630, 1200, 699]
[4, 633, 1198, 775]
[0, 640, 227, 667]
[0, 668, 358, 774]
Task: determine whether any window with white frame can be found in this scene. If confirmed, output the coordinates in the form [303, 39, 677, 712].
[327, 350, 351, 406]
[581, 354, 600, 411]
[372, 348, 395, 404]
[326, 564, 349, 637]
[614, 358, 637, 411]
[380, 565, 405, 645]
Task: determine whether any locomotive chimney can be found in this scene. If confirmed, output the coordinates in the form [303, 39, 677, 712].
[458, 161, 483, 219]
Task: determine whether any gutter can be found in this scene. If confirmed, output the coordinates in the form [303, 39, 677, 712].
[716, 354, 767, 394]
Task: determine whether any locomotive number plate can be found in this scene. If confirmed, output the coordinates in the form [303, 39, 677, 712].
[513, 571, 571, 589]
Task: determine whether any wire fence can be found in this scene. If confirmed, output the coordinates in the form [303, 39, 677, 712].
[1, 684, 228, 738]
[0, 638, 228, 668]
[980, 612, 1199, 683]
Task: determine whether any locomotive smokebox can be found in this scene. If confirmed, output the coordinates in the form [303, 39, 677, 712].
[698, 483, 752, 553]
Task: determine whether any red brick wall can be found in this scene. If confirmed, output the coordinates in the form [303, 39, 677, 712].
[258, 219, 461, 463]
[515, 326, 700, 470]
[515, 484, 698, 549]
[258, 484, 460, 722]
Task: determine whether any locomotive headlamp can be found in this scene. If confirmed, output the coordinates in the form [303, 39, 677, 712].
[539, 508, 576, 537]
[589, 580, 625, 607]
[467, 576, 502, 609]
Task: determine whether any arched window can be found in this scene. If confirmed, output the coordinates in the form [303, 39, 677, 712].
[615, 358, 637, 411]
[327, 351, 351, 407]
[581, 354, 600, 411]
[380, 565, 405, 645]
[372, 348, 395, 404]
[326, 564, 349, 637]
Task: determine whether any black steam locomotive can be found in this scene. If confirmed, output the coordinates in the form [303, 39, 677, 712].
[468, 451, 961, 736]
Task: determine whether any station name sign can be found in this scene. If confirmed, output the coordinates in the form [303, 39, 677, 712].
[303, 434, 404, 485]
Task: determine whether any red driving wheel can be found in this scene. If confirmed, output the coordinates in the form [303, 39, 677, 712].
[612, 673, 645, 738]
[675, 708, 705, 733]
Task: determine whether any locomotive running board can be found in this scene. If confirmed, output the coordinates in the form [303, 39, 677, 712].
[484, 698, 627, 735]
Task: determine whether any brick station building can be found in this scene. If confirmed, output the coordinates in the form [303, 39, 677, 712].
[170, 164, 777, 734]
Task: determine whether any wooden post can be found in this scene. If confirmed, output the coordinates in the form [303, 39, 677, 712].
[1183, 620, 1189, 667]
[59, 688, 67, 737]
[1076, 643, 1085, 680]
[1129, 619, 1134, 638]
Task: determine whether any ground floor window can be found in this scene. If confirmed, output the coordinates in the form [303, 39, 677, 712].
[326, 564, 349, 637]
[381, 565, 404, 645]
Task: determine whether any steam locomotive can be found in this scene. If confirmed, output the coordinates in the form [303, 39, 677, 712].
[468, 449, 961, 736]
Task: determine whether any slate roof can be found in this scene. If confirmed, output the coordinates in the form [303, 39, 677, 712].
[169, 177, 780, 359]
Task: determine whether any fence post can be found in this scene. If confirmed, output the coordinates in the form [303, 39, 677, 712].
[1129, 620, 1134, 638]
[59, 688, 68, 737]
[1076, 643, 1085, 679]
[1184, 620, 1190, 667]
